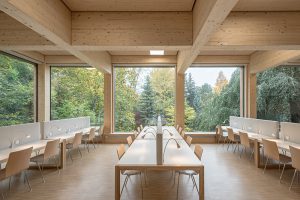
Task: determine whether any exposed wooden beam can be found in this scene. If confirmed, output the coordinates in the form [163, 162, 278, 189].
[72, 11, 192, 47]
[208, 12, 300, 48]
[177, 0, 239, 73]
[0, 0, 111, 73]
[112, 55, 176, 64]
[45, 55, 84, 64]
[249, 50, 300, 73]
[194, 55, 249, 64]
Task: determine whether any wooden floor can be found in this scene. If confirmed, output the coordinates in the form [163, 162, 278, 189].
[2, 144, 300, 200]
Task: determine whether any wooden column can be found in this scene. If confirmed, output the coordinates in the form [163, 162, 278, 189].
[246, 68, 257, 118]
[175, 72, 185, 128]
[104, 72, 113, 134]
[37, 63, 50, 122]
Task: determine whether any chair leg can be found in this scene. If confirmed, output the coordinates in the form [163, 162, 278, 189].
[289, 169, 297, 190]
[177, 173, 180, 200]
[55, 157, 60, 174]
[239, 146, 244, 158]
[8, 177, 12, 191]
[120, 175, 129, 196]
[68, 149, 73, 162]
[263, 157, 269, 174]
[227, 141, 231, 151]
[250, 149, 254, 160]
[23, 171, 32, 192]
[279, 163, 286, 182]
[191, 175, 199, 194]
[92, 140, 96, 149]
[139, 173, 143, 199]
[36, 161, 45, 183]
[233, 142, 238, 153]
[78, 147, 82, 158]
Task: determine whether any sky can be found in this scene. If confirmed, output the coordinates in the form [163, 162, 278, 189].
[186, 67, 238, 87]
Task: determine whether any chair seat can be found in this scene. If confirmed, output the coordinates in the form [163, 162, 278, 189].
[177, 170, 198, 176]
[123, 170, 141, 176]
[279, 154, 292, 163]
[30, 154, 44, 163]
[0, 169, 6, 180]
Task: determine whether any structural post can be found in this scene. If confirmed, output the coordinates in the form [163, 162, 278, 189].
[175, 72, 185, 128]
[247, 71, 257, 118]
[104, 71, 113, 134]
[37, 63, 50, 122]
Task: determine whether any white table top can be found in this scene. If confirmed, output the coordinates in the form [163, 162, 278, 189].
[222, 126, 300, 152]
[47, 126, 99, 141]
[136, 126, 183, 140]
[0, 140, 49, 164]
[118, 139, 201, 166]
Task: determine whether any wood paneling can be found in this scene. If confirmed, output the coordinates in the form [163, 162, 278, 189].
[109, 51, 178, 56]
[62, 0, 195, 11]
[234, 0, 300, 11]
[194, 55, 250, 64]
[45, 55, 84, 64]
[177, 0, 239, 73]
[112, 55, 176, 64]
[72, 12, 192, 47]
[208, 12, 300, 48]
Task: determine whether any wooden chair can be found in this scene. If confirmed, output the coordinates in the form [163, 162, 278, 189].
[176, 124, 179, 131]
[239, 132, 254, 159]
[30, 139, 60, 183]
[181, 130, 185, 140]
[262, 139, 291, 181]
[140, 124, 143, 131]
[82, 128, 96, 152]
[226, 128, 240, 152]
[289, 146, 300, 190]
[186, 136, 193, 147]
[176, 144, 203, 199]
[126, 136, 133, 147]
[137, 127, 141, 133]
[0, 147, 33, 196]
[66, 132, 83, 162]
[116, 144, 143, 198]
[178, 127, 183, 135]
[216, 125, 228, 145]
[133, 130, 138, 139]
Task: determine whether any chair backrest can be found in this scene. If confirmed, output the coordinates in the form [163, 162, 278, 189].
[137, 127, 141, 133]
[5, 147, 33, 177]
[176, 124, 179, 130]
[140, 124, 143, 130]
[186, 136, 193, 147]
[133, 130, 138, 138]
[217, 125, 224, 137]
[290, 146, 300, 170]
[262, 139, 279, 161]
[127, 136, 133, 146]
[99, 126, 104, 135]
[239, 131, 250, 148]
[227, 128, 235, 141]
[181, 130, 185, 139]
[117, 144, 126, 160]
[178, 127, 183, 134]
[88, 128, 96, 140]
[194, 144, 203, 161]
[44, 139, 60, 159]
[73, 132, 83, 148]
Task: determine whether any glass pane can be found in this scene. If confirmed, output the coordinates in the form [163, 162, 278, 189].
[114, 67, 175, 132]
[0, 53, 36, 126]
[184, 67, 241, 132]
[257, 65, 300, 122]
[51, 67, 104, 126]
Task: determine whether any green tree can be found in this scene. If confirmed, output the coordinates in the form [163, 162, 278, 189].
[185, 73, 196, 108]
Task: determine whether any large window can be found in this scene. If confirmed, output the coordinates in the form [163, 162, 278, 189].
[257, 65, 300, 122]
[0, 53, 36, 126]
[114, 66, 175, 132]
[51, 67, 104, 126]
[184, 66, 242, 132]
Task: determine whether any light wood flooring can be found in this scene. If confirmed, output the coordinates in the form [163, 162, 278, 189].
[2, 144, 300, 200]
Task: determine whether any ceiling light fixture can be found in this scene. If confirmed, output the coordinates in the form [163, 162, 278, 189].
[150, 50, 164, 55]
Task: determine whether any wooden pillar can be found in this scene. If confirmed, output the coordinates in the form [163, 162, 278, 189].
[37, 63, 50, 122]
[104, 72, 113, 134]
[246, 64, 257, 118]
[175, 72, 185, 128]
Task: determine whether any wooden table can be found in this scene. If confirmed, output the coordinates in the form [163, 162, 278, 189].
[115, 128, 204, 200]
[222, 126, 300, 168]
[0, 140, 49, 168]
[136, 126, 183, 140]
[47, 126, 99, 169]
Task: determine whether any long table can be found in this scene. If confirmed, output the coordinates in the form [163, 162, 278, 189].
[115, 126, 204, 200]
[222, 126, 300, 168]
[136, 126, 182, 140]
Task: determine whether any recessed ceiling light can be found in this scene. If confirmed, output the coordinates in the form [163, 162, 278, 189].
[150, 50, 164, 55]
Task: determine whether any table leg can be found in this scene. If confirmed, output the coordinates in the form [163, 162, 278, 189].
[254, 139, 261, 168]
[199, 166, 204, 200]
[115, 165, 120, 200]
[60, 139, 66, 169]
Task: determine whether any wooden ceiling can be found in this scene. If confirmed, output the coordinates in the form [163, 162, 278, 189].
[62, 0, 195, 11]
[233, 0, 300, 11]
